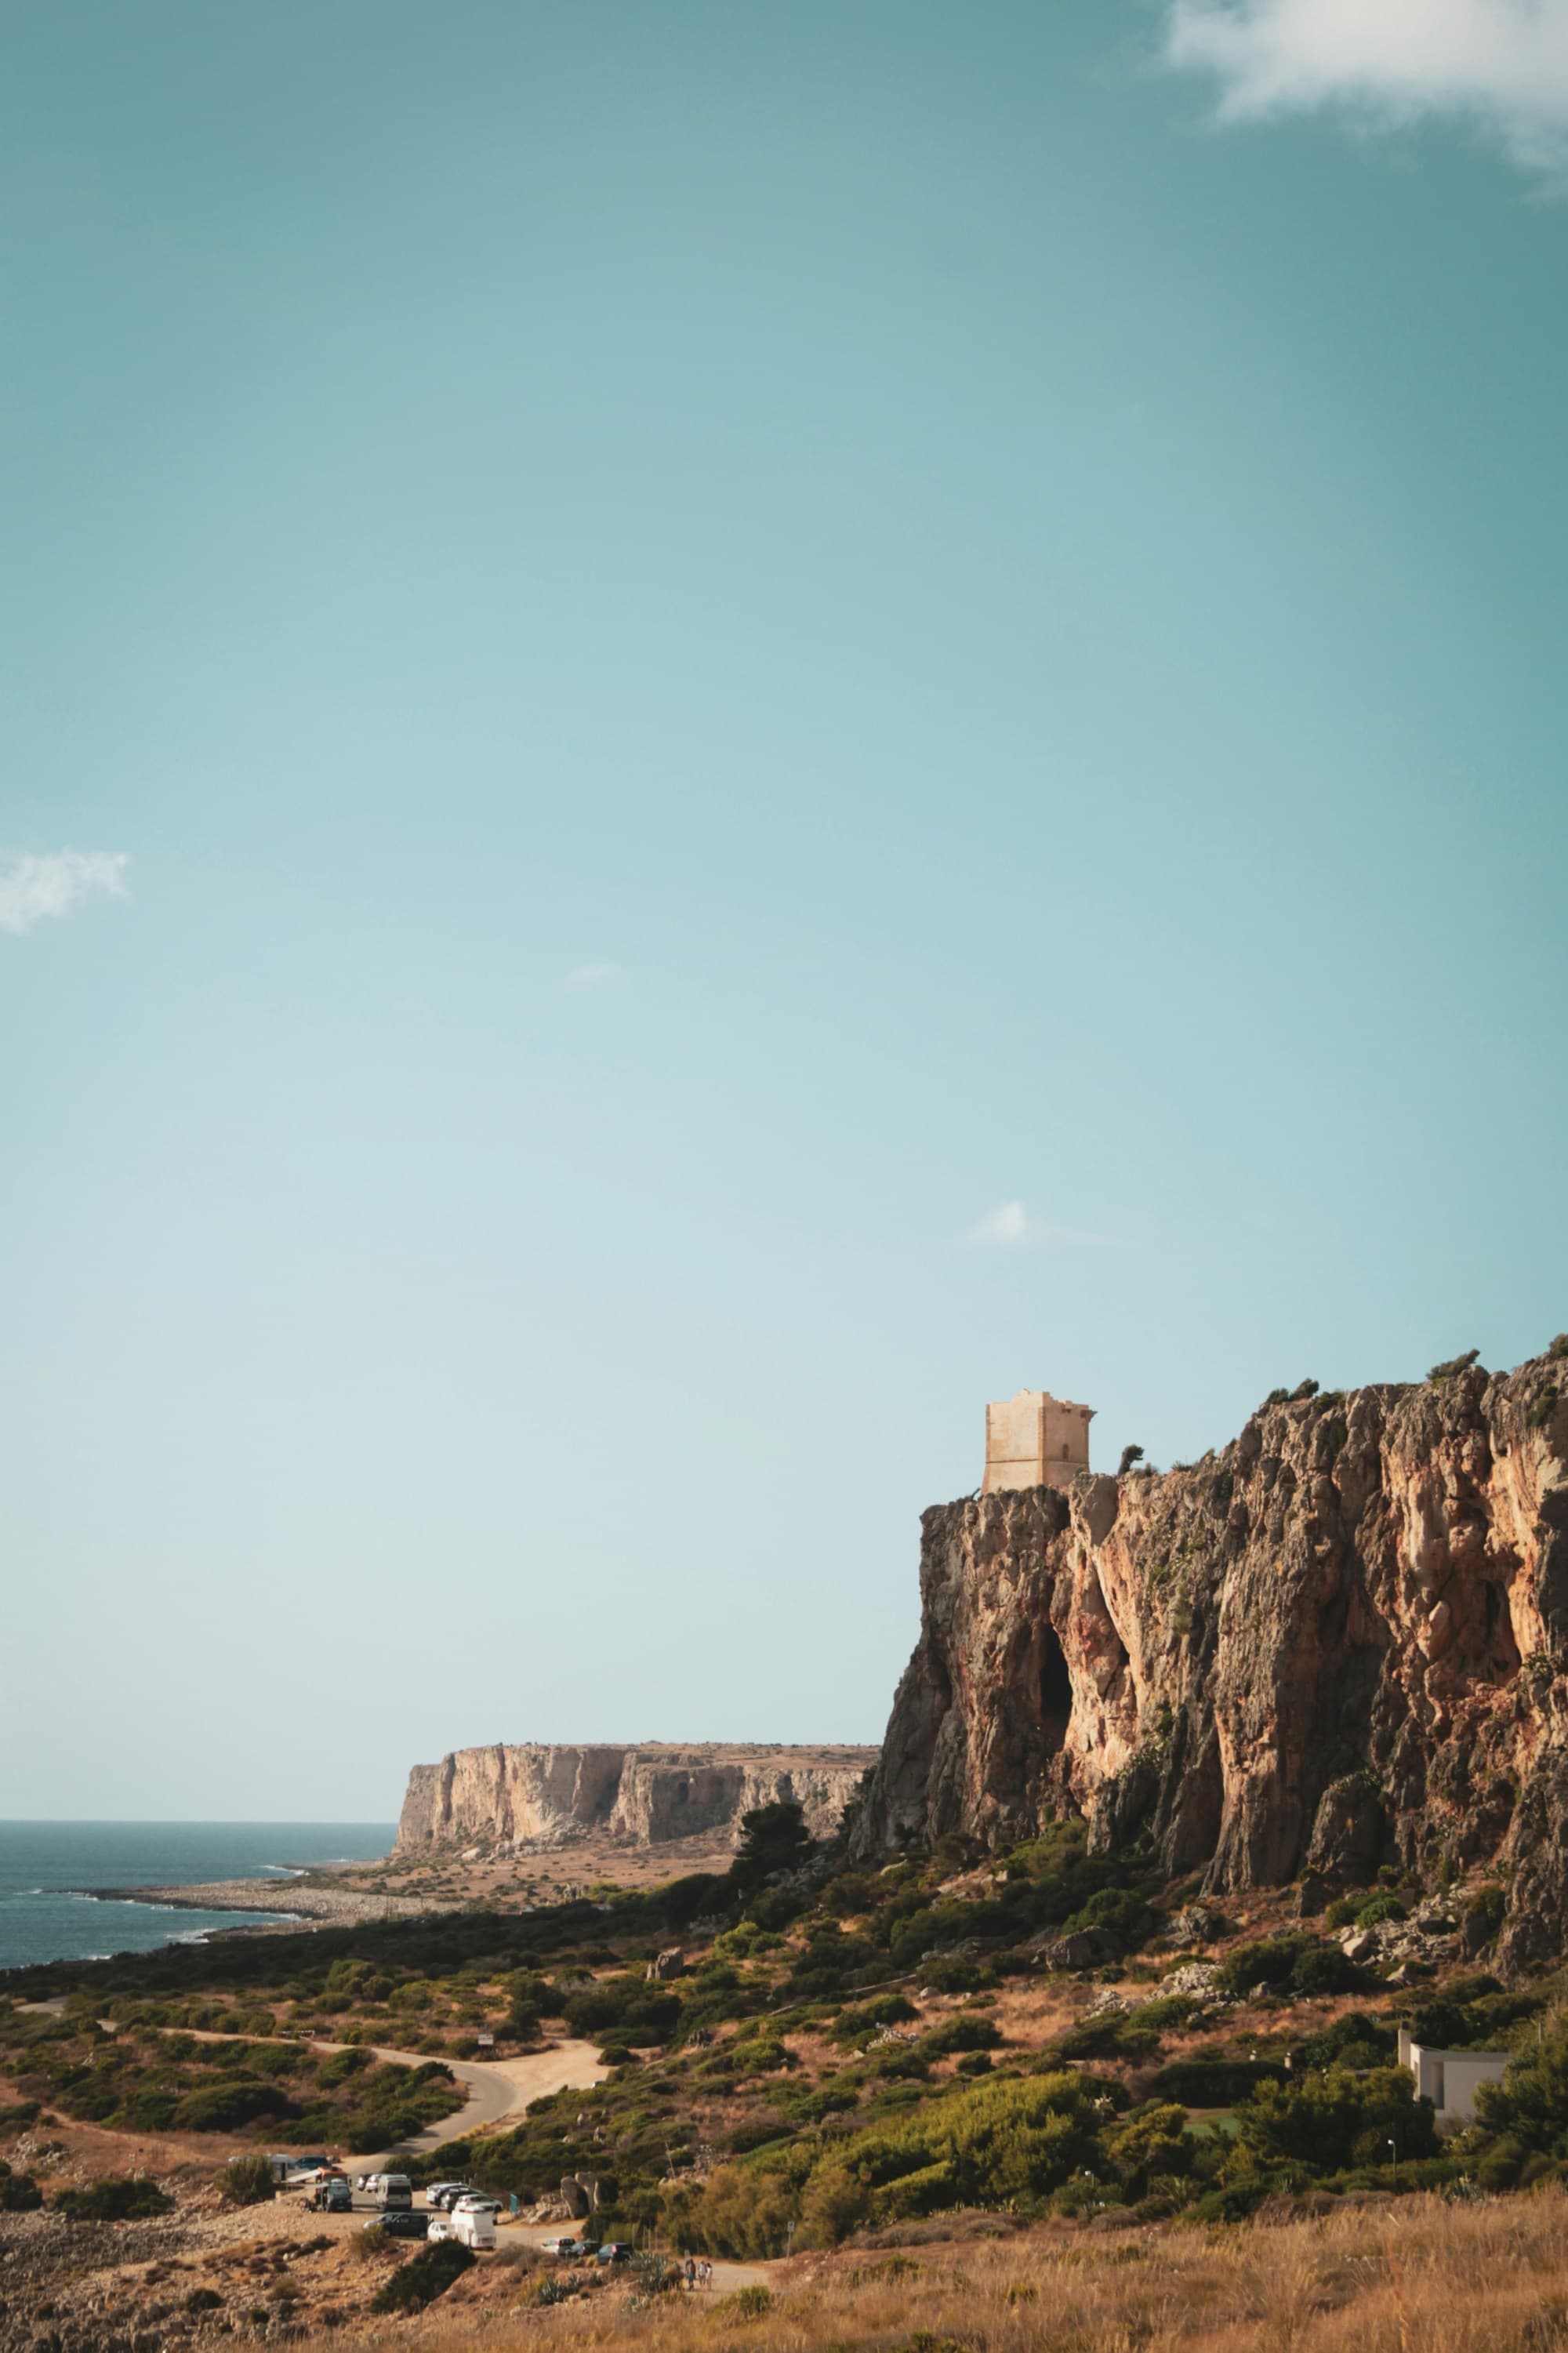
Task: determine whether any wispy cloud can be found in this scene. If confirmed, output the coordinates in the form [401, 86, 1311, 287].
[563, 961, 626, 991]
[1163, 0, 1568, 172]
[0, 850, 129, 936]
[965, 1201, 1125, 1250]
[969, 1200, 1032, 1247]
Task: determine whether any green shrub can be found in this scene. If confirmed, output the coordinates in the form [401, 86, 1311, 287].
[1103, 2102, 1196, 2192]
[172, 2079, 296, 2133]
[1205, 1938, 1318, 1995]
[216, 2154, 275, 2206]
[917, 2014, 1003, 2058]
[829, 1996, 918, 2046]
[1465, 1885, 1506, 1947]
[1237, 2067, 1436, 2173]
[713, 2284, 774, 2323]
[53, 2175, 174, 2220]
[0, 2169, 42, 2212]
[1354, 1894, 1405, 1928]
[1149, 2057, 1287, 2107]
[370, 2239, 475, 2313]
[821, 2069, 1103, 2226]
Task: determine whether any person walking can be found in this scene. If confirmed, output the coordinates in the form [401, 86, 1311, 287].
[685, 2258, 697, 2290]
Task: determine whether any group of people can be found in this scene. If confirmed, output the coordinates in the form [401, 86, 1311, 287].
[682, 2257, 715, 2289]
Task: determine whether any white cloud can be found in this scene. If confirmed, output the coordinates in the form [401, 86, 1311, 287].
[563, 961, 626, 991]
[966, 1201, 1127, 1250]
[0, 849, 129, 936]
[969, 1200, 1032, 1247]
[1164, 0, 1568, 169]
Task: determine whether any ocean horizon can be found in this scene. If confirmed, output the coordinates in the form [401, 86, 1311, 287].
[0, 1821, 395, 1974]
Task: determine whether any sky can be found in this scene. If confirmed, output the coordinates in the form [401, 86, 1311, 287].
[2, 0, 1566, 1821]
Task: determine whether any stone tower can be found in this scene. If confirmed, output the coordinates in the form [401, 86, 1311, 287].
[982, 1388, 1094, 1494]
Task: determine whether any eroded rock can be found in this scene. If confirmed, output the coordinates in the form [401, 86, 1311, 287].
[851, 1346, 1568, 1974]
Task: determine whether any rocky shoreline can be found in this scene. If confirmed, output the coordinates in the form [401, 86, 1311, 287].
[82, 1878, 441, 1929]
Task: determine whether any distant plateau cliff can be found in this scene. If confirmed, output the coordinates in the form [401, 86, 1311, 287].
[395, 1742, 877, 1855]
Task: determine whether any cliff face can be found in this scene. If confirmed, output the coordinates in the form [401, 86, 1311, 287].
[396, 1743, 877, 1855]
[852, 1348, 1568, 1974]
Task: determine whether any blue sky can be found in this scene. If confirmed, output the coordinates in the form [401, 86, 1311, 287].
[3, 0, 1565, 1818]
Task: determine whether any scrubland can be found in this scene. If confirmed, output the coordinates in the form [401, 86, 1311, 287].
[5, 1803, 1568, 2348]
[314, 2190, 1568, 2353]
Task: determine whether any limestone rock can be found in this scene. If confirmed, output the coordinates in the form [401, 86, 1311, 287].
[850, 1345, 1568, 1974]
[395, 1741, 877, 1855]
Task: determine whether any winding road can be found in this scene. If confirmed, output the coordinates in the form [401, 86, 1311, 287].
[347, 2038, 607, 2169]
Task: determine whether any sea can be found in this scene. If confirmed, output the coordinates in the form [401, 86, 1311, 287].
[0, 1823, 395, 1975]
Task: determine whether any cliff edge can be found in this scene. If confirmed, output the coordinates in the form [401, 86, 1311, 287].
[396, 1741, 877, 1856]
[851, 1342, 1568, 1974]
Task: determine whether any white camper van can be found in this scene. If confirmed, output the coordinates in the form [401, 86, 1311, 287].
[430, 2206, 495, 2250]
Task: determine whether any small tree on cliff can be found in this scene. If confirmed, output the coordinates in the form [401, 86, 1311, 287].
[1118, 1444, 1145, 1476]
[731, 1801, 813, 1894]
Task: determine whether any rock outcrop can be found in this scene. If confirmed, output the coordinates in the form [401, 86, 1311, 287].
[396, 1742, 877, 1856]
[851, 1344, 1568, 1974]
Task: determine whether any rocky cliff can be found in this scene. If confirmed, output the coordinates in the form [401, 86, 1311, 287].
[396, 1742, 877, 1855]
[851, 1343, 1568, 1974]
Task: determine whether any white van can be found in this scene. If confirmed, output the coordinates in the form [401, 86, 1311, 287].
[364, 2173, 413, 2210]
[449, 2205, 495, 2250]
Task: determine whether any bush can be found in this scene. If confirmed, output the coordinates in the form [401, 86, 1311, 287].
[818, 2070, 1103, 2230]
[1216, 1934, 1334, 1997]
[1237, 2067, 1436, 2173]
[0, 2169, 42, 2212]
[918, 2014, 1003, 2058]
[1355, 1894, 1405, 1928]
[1473, 2021, 1568, 2151]
[216, 2154, 275, 2206]
[172, 2079, 296, 2133]
[1149, 2057, 1287, 2107]
[730, 1801, 814, 1896]
[829, 1996, 918, 2046]
[1066, 1886, 1156, 1956]
[713, 2285, 774, 2323]
[53, 2175, 174, 2220]
[370, 2239, 475, 2313]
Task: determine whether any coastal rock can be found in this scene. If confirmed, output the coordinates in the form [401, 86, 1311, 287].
[395, 1742, 877, 1855]
[850, 1344, 1568, 1974]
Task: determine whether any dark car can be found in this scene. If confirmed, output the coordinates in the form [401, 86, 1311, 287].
[596, 2242, 633, 2264]
[365, 2210, 430, 2241]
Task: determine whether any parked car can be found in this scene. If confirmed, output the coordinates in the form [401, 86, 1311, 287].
[424, 2181, 470, 2210]
[452, 2194, 501, 2217]
[595, 2242, 633, 2264]
[365, 2210, 430, 2241]
[304, 2175, 351, 2213]
[540, 2234, 587, 2257]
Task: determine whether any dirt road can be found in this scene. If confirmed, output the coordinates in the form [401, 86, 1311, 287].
[346, 2038, 606, 2169]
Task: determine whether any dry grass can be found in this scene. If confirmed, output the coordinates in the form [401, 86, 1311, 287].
[299, 2189, 1568, 2351]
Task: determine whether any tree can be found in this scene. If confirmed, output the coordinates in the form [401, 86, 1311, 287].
[730, 1802, 813, 1894]
[1118, 1445, 1145, 1476]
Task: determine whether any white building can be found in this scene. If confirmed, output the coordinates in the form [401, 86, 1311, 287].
[1398, 2025, 1509, 2129]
